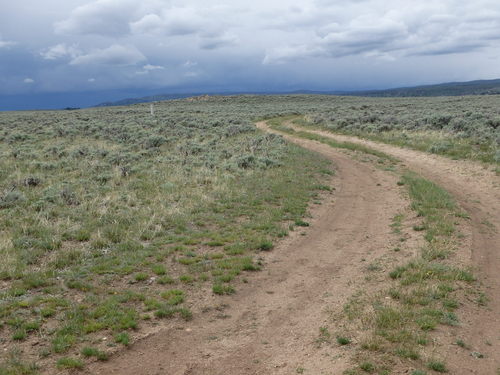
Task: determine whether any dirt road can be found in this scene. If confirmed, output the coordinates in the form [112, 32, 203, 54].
[85, 121, 499, 375]
[284, 123, 500, 374]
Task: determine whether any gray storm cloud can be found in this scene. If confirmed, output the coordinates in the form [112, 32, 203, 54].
[1, 0, 500, 96]
[263, 1, 500, 63]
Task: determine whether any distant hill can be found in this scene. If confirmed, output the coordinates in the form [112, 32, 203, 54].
[95, 93, 199, 107]
[94, 78, 500, 107]
[348, 78, 500, 97]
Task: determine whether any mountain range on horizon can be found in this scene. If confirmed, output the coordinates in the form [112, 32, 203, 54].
[95, 78, 500, 108]
[2, 78, 500, 111]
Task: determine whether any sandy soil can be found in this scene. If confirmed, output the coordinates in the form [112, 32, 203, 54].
[83, 121, 499, 375]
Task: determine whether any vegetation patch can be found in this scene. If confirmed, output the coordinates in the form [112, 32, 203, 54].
[337, 171, 475, 373]
[2, 94, 492, 373]
[296, 96, 500, 164]
[0, 96, 333, 372]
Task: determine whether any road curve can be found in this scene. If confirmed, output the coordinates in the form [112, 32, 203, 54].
[284, 123, 500, 374]
[84, 122, 407, 375]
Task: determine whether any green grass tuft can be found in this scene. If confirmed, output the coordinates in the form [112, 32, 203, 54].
[56, 357, 83, 370]
[212, 284, 235, 295]
[114, 332, 130, 346]
[427, 360, 447, 373]
[336, 336, 351, 345]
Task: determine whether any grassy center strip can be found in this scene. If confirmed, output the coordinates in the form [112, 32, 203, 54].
[341, 172, 475, 375]
[267, 116, 399, 163]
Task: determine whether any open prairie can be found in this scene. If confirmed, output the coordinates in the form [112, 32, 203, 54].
[1, 95, 498, 375]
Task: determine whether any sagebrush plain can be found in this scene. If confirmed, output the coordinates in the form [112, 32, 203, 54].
[0, 95, 498, 374]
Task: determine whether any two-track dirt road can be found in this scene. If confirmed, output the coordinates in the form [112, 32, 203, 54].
[84, 121, 499, 375]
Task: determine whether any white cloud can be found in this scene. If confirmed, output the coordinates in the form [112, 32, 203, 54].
[130, 6, 236, 51]
[55, 1, 237, 51]
[143, 64, 164, 71]
[70, 44, 146, 66]
[41, 43, 81, 60]
[135, 64, 164, 75]
[23, 78, 35, 84]
[55, 1, 223, 40]
[130, 8, 205, 36]
[88, 78, 96, 82]
[129, 14, 162, 35]
[54, 0, 140, 36]
[0, 35, 16, 48]
[183, 60, 197, 67]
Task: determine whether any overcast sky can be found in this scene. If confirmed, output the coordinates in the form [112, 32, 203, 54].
[2, 0, 500, 105]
